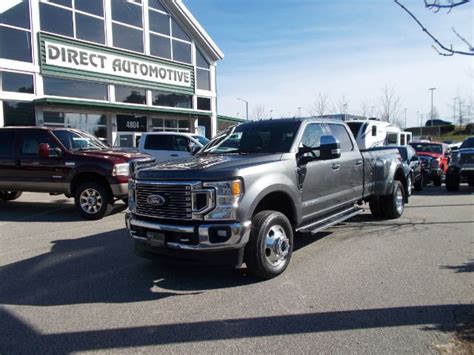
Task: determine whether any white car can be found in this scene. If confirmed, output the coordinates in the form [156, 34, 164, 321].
[138, 132, 209, 162]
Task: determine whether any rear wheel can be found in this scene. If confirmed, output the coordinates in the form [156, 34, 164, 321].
[381, 180, 405, 219]
[433, 174, 443, 187]
[414, 174, 423, 191]
[0, 191, 22, 201]
[74, 182, 113, 220]
[369, 196, 383, 218]
[468, 178, 474, 187]
[446, 173, 460, 192]
[245, 211, 293, 279]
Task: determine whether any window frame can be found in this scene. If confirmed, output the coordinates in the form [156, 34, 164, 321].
[0, 70, 35, 94]
[0, 0, 32, 64]
[111, 0, 144, 53]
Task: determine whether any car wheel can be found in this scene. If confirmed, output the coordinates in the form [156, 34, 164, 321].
[433, 174, 442, 187]
[414, 174, 423, 191]
[369, 196, 383, 218]
[381, 180, 405, 219]
[245, 211, 293, 279]
[74, 182, 113, 220]
[468, 178, 474, 187]
[0, 191, 22, 201]
[446, 173, 460, 192]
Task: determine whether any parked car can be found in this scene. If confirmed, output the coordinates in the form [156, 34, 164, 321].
[126, 118, 408, 279]
[371, 145, 424, 193]
[446, 136, 474, 191]
[425, 119, 453, 127]
[409, 141, 450, 186]
[0, 127, 154, 219]
[138, 132, 209, 163]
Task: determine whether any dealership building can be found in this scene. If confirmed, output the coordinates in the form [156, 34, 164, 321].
[0, 0, 224, 145]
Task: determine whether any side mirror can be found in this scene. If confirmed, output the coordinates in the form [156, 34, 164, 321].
[38, 143, 50, 158]
[187, 142, 200, 155]
[319, 135, 341, 160]
[410, 155, 419, 162]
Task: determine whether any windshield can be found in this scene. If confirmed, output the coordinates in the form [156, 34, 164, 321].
[53, 130, 109, 151]
[409, 142, 443, 154]
[200, 120, 301, 155]
[192, 135, 210, 146]
[460, 137, 474, 149]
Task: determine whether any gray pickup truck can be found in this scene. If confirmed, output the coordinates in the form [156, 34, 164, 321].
[126, 119, 408, 278]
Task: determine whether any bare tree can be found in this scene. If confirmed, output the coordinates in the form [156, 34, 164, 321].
[379, 85, 402, 123]
[336, 95, 350, 115]
[394, 0, 473, 56]
[309, 92, 331, 117]
[251, 105, 266, 120]
[360, 100, 371, 118]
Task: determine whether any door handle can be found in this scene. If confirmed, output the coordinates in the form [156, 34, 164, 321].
[356, 159, 363, 166]
[331, 163, 341, 170]
[170, 154, 179, 157]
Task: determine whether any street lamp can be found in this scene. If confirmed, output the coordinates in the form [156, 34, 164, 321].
[404, 108, 407, 129]
[236, 98, 249, 120]
[270, 109, 274, 119]
[429, 88, 436, 126]
[298, 107, 302, 117]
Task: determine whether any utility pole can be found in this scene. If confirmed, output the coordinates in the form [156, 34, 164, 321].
[404, 108, 407, 129]
[370, 106, 375, 118]
[420, 114, 424, 137]
[236, 98, 249, 120]
[452, 97, 457, 125]
[429, 88, 436, 126]
[298, 107, 302, 118]
[459, 100, 463, 126]
[270, 109, 274, 119]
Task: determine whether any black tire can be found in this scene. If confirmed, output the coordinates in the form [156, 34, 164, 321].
[74, 182, 113, 220]
[245, 211, 294, 279]
[433, 174, 442, 187]
[446, 173, 460, 192]
[468, 179, 474, 187]
[381, 180, 405, 219]
[0, 191, 22, 201]
[414, 174, 423, 191]
[369, 196, 383, 218]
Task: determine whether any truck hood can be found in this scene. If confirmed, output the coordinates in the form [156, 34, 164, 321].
[77, 149, 151, 163]
[136, 153, 282, 181]
[417, 152, 442, 159]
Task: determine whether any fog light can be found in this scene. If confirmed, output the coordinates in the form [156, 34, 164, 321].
[209, 227, 232, 243]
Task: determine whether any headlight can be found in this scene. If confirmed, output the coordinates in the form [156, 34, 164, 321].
[113, 163, 130, 176]
[203, 180, 243, 220]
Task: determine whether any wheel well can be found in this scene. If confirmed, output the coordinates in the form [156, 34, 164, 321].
[253, 192, 297, 227]
[394, 168, 408, 198]
[70, 172, 111, 197]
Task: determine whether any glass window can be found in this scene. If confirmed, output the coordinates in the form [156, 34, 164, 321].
[178, 120, 191, 131]
[20, 131, 59, 155]
[174, 135, 189, 151]
[171, 19, 190, 41]
[43, 111, 65, 124]
[40, 3, 73, 37]
[301, 124, 324, 149]
[75, 0, 104, 17]
[197, 69, 211, 91]
[0, 27, 32, 62]
[113, 23, 143, 53]
[197, 97, 211, 111]
[3, 101, 35, 126]
[327, 123, 354, 152]
[75, 13, 105, 44]
[196, 49, 209, 69]
[372, 125, 377, 136]
[165, 119, 177, 129]
[43, 76, 108, 101]
[150, 34, 171, 59]
[0, 0, 30, 29]
[151, 118, 164, 129]
[48, 0, 72, 7]
[52, 129, 107, 150]
[149, 10, 170, 35]
[0, 130, 16, 156]
[152, 90, 192, 108]
[115, 85, 146, 104]
[144, 135, 173, 150]
[149, 0, 167, 12]
[172, 40, 191, 64]
[111, 0, 142, 27]
[1, 71, 34, 94]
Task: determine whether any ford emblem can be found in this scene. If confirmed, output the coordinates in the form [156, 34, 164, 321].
[147, 194, 166, 206]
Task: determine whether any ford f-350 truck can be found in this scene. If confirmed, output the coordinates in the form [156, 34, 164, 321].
[126, 119, 408, 278]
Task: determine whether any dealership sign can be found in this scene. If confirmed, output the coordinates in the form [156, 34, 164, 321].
[43, 40, 193, 88]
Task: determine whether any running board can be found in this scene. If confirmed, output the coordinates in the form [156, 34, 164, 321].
[296, 207, 363, 234]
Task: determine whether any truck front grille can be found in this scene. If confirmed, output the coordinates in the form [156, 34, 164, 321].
[136, 183, 193, 220]
[460, 153, 474, 164]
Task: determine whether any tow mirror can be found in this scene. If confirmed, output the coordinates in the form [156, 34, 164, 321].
[38, 143, 50, 158]
[319, 135, 341, 160]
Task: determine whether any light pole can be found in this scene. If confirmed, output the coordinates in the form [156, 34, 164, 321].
[429, 88, 436, 126]
[270, 109, 274, 119]
[452, 97, 457, 124]
[404, 108, 407, 129]
[298, 107, 302, 118]
[236, 98, 249, 120]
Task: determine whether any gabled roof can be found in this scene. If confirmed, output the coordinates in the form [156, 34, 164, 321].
[163, 0, 224, 61]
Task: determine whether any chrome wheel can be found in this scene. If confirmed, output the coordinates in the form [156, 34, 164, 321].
[395, 185, 404, 215]
[79, 188, 103, 215]
[263, 225, 290, 267]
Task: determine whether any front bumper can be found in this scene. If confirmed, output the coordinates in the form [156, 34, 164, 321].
[111, 183, 128, 198]
[125, 213, 252, 252]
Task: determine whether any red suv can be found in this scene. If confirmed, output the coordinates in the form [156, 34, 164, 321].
[409, 141, 450, 186]
[0, 127, 154, 219]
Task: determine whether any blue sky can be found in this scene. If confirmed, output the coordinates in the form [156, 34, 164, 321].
[185, 0, 473, 126]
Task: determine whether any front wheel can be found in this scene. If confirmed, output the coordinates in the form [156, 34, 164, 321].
[381, 180, 405, 219]
[74, 182, 113, 220]
[245, 211, 294, 279]
[446, 173, 460, 192]
[0, 191, 22, 201]
[433, 174, 443, 187]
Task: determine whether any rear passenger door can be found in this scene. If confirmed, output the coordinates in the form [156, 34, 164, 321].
[0, 130, 19, 190]
[327, 123, 364, 206]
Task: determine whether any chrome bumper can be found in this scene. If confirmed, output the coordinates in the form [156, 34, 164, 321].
[111, 183, 128, 197]
[125, 213, 252, 251]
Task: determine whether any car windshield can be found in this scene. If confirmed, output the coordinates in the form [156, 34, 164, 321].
[460, 138, 474, 149]
[200, 120, 301, 155]
[53, 130, 109, 151]
[409, 143, 443, 154]
[192, 135, 210, 146]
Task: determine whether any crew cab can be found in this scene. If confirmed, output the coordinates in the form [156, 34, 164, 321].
[446, 136, 474, 191]
[409, 141, 450, 186]
[0, 127, 154, 219]
[125, 119, 408, 278]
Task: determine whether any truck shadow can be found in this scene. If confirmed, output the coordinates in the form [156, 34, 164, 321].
[441, 260, 474, 273]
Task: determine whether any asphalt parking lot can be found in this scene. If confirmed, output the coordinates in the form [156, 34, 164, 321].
[1, 186, 473, 354]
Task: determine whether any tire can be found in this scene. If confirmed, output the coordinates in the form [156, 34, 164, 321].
[468, 179, 474, 187]
[414, 174, 423, 191]
[74, 182, 113, 220]
[245, 211, 294, 279]
[446, 173, 460, 192]
[433, 174, 442, 187]
[381, 180, 405, 219]
[0, 191, 22, 201]
[369, 196, 383, 218]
